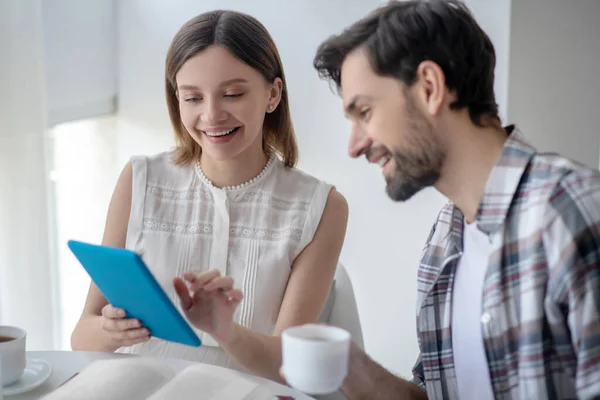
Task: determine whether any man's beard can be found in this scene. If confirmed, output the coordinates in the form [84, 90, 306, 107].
[385, 100, 445, 202]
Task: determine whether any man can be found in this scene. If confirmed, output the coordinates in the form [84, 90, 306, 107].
[175, 1, 600, 399]
[311, 0, 600, 398]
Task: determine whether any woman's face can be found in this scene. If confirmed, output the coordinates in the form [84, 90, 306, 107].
[176, 45, 282, 162]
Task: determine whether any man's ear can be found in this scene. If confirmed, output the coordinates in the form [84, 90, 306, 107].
[414, 60, 447, 117]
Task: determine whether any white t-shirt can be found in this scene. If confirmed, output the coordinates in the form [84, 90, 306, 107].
[451, 220, 495, 399]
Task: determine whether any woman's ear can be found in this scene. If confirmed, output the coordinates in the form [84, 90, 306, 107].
[267, 78, 283, 112]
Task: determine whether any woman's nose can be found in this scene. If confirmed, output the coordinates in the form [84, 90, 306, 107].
[202, 99, 228, 124]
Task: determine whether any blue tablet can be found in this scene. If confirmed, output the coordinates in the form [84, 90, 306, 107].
[67, 240, 201, 347]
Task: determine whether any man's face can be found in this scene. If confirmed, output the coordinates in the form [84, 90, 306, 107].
[340, 48, 446, 202]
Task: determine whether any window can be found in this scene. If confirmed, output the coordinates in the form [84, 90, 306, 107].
[49, 115, 119, 349]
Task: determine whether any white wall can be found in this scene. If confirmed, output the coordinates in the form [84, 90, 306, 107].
[466, 0, 512, 123]
[42, 0, 117, 126]
[508, 0, 600, 168]
[115, 0, 449, 374]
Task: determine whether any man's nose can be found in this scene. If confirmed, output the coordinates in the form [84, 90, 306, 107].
[348, 125, 372, 158]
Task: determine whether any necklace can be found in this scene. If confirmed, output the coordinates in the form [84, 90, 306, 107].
[195, 155, 276, 191]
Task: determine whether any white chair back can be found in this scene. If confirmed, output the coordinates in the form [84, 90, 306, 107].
[330, 262, 363, 348]
[316, 262, 363, 400]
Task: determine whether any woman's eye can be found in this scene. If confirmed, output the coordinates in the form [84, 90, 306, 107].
[359, 108, 370, 119]
[184, 97, 201, 103]
[224, 93, 244, 99]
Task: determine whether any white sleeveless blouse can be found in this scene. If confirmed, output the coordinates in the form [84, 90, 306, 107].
[116, 152, 332, 369]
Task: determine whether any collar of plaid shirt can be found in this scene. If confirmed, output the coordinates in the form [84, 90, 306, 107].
[412, 126, 600, 399]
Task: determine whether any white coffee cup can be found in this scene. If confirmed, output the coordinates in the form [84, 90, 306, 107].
[282, 324, 350, 395]
[0, 326, 27, 387]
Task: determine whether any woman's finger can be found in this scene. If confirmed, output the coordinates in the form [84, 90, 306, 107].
[222, 289, 243, 303]
[102, 304, 126, 319]
[182, 271, 198, 283]
[184, 270, 221, 291]
[218, 289, 243, 310]
[203, 276, 234, 292]
[103, 317, 141, 333]
[173, 277, 193, 310]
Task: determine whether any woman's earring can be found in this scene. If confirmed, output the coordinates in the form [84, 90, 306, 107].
[268, 105, 274, 112]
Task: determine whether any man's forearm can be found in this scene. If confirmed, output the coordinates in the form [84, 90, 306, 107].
[218, 325, 426, 399]
[342, 343, 427, 400]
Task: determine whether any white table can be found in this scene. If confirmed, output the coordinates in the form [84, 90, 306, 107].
[8, 351, 314, 399]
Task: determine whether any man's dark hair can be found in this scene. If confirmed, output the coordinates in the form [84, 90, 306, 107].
[313, 0, 499, 126]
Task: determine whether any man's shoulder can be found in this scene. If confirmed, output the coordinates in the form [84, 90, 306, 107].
[526, 152, 599, 191]
[529, 155, 600, 303]
[523, 152, 600, 218]
[514, 152, 600, 280]
[539, 156, 600, 239]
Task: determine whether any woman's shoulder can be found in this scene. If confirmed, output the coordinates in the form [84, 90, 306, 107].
[272, 158, 330, 184]
[130, 150, 196, 183]
[259, 160, 334, 206]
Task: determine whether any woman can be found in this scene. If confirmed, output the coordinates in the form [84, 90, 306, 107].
[70, 10, 348, 371]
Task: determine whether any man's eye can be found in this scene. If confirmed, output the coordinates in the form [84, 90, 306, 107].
[359, 108, 370, 119]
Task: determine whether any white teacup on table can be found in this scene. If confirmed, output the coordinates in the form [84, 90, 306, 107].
[0, 326, 27, 387]
[282, 324, 350, 395]
[0, 325, 52, 396]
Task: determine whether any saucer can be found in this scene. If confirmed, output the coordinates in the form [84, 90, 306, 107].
[2, 358, 53, 396]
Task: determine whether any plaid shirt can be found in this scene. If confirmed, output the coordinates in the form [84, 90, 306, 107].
[411, 127, 600, 399]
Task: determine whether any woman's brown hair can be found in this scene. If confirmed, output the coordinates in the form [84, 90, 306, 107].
[165, 10, 298, 167]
